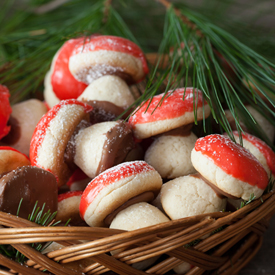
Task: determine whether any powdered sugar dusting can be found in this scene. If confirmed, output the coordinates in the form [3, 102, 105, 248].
[129, 87, 207, 125]
[195, 134, 268, 189]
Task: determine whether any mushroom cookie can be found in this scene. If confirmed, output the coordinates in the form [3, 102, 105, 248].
[55, 191, 83, 225]
[79, 161, 162, 227]
[232, 131, 275, 179]
[69, 35, 149, 85]
[191, 134, 269, 200]
[77, 75, 135, 123]
[2, 99, 48, 156]
[0, 146, 30, 175]
[129, 87, 211, 139]
[74, 120, 135, 179]
[145, 126, 197, 179]
[0, 85, 12, 140]
[45, 36, 89, 104]
[0, 166, 58, 219]
[66, 168, 91, 191]
[30, 99, 93, 187]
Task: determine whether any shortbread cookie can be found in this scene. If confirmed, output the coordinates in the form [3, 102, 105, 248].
[161, 175, 226, 220]
[74, 120, 135, 178]
[69, 35, 149, 84]
[30, 99, 93, 187]
[0, 85, 12, 140]
[2, 99, 48, 156]
[79, 161, 162, 227]
[191, 134, 268, 200]
[55, 191, 83, 225]
[145, 129, 197, 179]
[78, 75, 135, 123]
[0, 146, 30, 175]
[129, 87, 211, 139]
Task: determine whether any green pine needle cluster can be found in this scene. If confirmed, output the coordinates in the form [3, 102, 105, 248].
[1, 0, 275, 146]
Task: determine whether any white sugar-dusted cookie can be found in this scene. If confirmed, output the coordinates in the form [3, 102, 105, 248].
[30, 100, 93, 187]
[232, 131, 275, 179]
[3, 99, 47, 156]
[129, 88, 210, 139]
[74, 120, 134, 179]
[110, 202, 169, 230]
[110, 202, 169, 270]
[191, 134, 269, 200]
[145, 131, 197, 179]
[79, 161, 162, 227]
[69, 35, 148, 84]
[161, 175, 226, 220]
[78, 75, 135, 108]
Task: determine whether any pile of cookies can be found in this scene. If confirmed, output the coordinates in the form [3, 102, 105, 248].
[0, 34, 274, 274]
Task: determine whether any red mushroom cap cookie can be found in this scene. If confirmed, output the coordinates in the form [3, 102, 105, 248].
[129, 87, 211, 139]
[0, 146, 30, 175]
[50, 37, 88, 100]
[69, 35, 149, 85]
[30, 99, 93, 187]
[232, 131, 275, 178]
[55, 191, 83, 225]
[191, 134, 269, 200]
[0, 85, 12, 140]
[79, 161, 162, 227]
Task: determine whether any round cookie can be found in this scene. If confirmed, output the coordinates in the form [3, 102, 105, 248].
[79, 161, 162, 227]
[0, 146, 30, 175]
[2, 99, 48, 156]
[69, 35, 149, 84]
[74, 120, 135, 178]
[49, 36, 88, 100]
[160, 175, 226, 220]
[145, 129, 197, 179]
[55, 191, 83, 225]
[129, 87, 211, 139]
[191, 134, 269, 200]
[30, 99, 93, 187]
[0, 85, 12, 140]
[0, 166, 58, 219]
[232, 131, 275, 179]
[110, 202, 170, 270]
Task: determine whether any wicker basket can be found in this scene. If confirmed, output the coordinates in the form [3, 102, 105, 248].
[0, 190, 274, 275]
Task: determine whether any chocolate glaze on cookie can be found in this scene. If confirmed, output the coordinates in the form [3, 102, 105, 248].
[96, 121, 135, 175]
[1, 116, 21, 145]
[0, 166, 58, 219]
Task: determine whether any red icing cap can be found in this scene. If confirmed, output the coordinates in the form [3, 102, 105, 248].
[195, 134, 268, 190]
[129, 87, 207, 125]
[233, 131, 275, 176]
[30, 99, 93, 167]
[58, 191, 83, 202]
[72, 35, 149, 79]
[79, 161, 154, 218]
[0, 85, 12, 140]
[51, 37, 88, 100]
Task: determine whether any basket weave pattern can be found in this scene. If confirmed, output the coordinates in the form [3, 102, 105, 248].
[0, 191, 274, 275]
